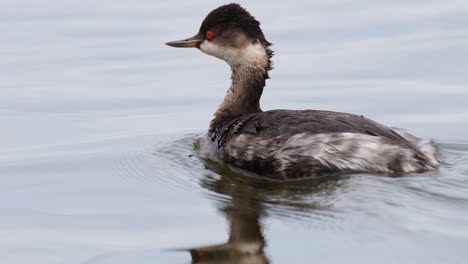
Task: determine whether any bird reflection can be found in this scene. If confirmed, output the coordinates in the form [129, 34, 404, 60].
[187, 158, 345, 264]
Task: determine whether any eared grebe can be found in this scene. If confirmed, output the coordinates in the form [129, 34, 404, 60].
[166, 3, 440, 179]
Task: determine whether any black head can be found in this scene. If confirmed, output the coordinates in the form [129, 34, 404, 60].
[198, 3, 271, 48]
[166, 4, 273, 71]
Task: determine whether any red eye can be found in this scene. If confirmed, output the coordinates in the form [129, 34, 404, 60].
[206, 31, 214, 40]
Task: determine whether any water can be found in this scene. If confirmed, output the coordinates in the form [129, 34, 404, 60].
[1, 0, 468, 263]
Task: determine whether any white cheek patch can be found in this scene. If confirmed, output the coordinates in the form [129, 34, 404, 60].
[199, 41, 267, 67]
[200, 41, 240, 66]
[241, 41, 269, 66]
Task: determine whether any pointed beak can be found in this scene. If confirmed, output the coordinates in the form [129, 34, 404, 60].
[165, 35, 202, 48]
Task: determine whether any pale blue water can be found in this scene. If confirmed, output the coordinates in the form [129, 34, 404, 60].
[1, 1, 468, 263]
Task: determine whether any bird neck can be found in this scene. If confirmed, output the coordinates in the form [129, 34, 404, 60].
[209, 63, 268, 136]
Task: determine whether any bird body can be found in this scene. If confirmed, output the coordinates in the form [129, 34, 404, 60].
[211, 109, 439, 179]
[166, 3, 440, 179]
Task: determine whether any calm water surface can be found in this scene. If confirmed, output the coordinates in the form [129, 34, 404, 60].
[1, 1, 468, 263]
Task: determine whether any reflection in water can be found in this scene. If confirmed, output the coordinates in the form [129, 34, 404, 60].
[155, 136, 468, 263]
[187, 155, 345, 263]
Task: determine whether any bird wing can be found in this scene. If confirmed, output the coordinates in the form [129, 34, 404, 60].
[229, 109, 420, 153]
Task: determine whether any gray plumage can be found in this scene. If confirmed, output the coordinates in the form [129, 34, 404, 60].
[210, 110, 439, 179]
[167, 3, 441, 179]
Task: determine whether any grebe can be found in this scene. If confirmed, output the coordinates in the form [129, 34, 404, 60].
[166, 3, 440, 179]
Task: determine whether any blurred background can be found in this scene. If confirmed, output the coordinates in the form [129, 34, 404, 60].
[1, 1, 467, 263]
